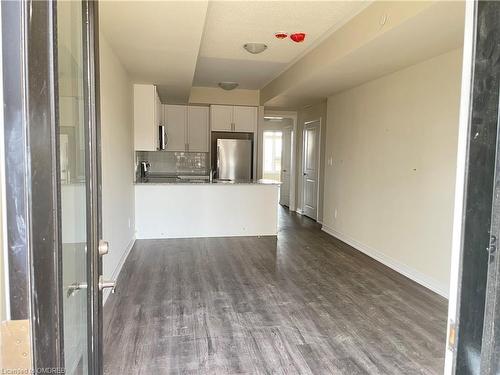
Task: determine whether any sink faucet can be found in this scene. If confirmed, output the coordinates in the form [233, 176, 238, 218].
[140, 161, 151, 180]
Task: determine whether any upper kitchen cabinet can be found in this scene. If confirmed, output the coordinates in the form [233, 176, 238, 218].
[210, 105, 233, 131]
[163, 105, 209, 152]
[134, 84, 162, 151]
[164, 105, 187, 152]
[187, 106, 209, 152]
[210, 105, 257, 133]
[233, 106, 257, 132]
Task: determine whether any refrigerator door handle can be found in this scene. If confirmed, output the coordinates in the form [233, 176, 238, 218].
[216, 145, 220, 178]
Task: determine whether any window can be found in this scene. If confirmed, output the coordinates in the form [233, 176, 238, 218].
[263, 131, 282, 181]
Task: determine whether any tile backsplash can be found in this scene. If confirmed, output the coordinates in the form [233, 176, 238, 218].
[135, 151, 209, 178]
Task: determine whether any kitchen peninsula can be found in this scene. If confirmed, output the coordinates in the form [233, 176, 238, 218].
[133, 84, 280, 239]
[135, 180, 280, 239]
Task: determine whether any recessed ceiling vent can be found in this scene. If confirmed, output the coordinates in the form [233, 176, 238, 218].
[218, 82, 239, 91]
[243, 43, 267, 54]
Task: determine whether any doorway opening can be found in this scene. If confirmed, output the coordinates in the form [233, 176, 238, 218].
[260, 114, 296, 209]
[262, 130, 282, 182]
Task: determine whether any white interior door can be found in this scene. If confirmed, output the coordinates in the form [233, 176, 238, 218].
[302, 121, 320, 220]
[280, 126, 292, 207]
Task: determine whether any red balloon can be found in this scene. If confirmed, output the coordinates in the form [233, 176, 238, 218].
[290, 33, 306, 43]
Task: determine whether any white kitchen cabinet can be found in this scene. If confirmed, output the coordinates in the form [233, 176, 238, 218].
[187, 106, 209, 152]
[164, 105, 187, 152]
[233, 106, 257, 132]
[163, 105, 209, 152]
[210, 105, 257, 133]
[210, 105, 233, 131]
[134, 84, 161, 151]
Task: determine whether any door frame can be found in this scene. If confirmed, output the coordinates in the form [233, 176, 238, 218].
[1, 0, 103, 372]
[2, 0, 63, 368]
[444, 0, 475, 372]
[279, 125, 293, 207]
[83, 1, 103, 374]
[301, 119, 322, 221]
[445, 1, 500, 373]
[259, 110, 298, 211]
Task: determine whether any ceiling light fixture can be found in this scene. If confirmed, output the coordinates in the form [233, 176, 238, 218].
[274, 32, 288, 40]
[290, 32, 306, 43]
[218, 82, 239, 91]
[243, 43, 267, 54]
[264, 116, 285, 121]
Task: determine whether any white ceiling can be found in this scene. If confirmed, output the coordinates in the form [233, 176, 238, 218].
[99, 0, 369, 103]
[99, 1, 464, 108]
[99, 1, 209, 103]
[263, 1, 465, 108]
[193, 1, 370, 90]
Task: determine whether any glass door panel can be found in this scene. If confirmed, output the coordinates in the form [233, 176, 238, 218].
[57, 1, 89, 373]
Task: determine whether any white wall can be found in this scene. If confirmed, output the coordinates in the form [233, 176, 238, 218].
[99, 35, 135, 282]
[322, 48, 463, 297]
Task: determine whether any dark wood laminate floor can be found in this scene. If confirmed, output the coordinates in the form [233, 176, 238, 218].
[103, 207, 448, 375]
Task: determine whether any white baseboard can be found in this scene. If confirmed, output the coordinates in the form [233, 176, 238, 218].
[137, 232, 277, 240]
[321, 225, 449, 299]
[296, 208, 304, 215]
[103, 236, 136, 304]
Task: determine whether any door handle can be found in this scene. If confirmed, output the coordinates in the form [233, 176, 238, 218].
[99, 275, 116, 293]
[67, 281, 87, 297]
[282, 169, 287, 172]
[98, 239, 109, 256]
[303, 172, 307, 176]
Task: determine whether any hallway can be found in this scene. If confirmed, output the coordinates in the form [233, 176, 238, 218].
[103, 208, 447, 374]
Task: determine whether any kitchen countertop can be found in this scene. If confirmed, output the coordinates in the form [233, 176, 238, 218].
[134, 178, 281, 185]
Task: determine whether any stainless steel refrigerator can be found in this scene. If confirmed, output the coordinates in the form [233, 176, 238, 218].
[216, 139, 252, 180]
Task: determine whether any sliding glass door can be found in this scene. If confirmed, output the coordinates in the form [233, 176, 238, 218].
[1, 0, 104, 373]
[57, 1, 90, 373]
